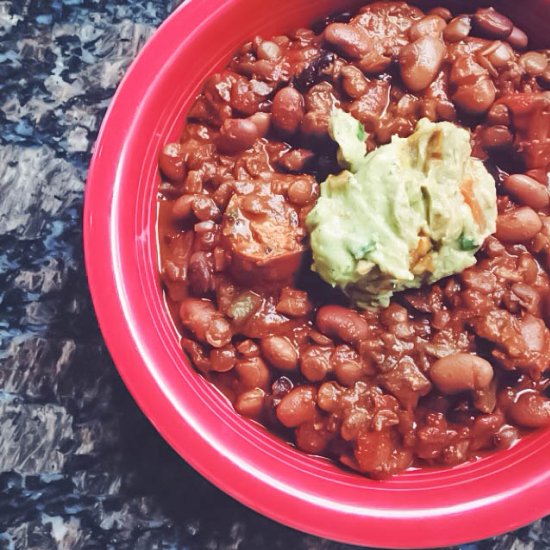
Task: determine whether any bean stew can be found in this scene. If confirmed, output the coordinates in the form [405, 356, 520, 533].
[157, 1, 550, 478]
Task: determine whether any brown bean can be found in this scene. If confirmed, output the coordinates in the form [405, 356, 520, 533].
[428, 7, 452, 22]
[430, 353, 494, 395]
[192, 196, 220, 221]
[235, 339, 260, 358]
[487, 103, 510, 126]
[518, 253, 538, 285]
[472, 8, 513, 40]
[235, 356, 270, 390]
[323, 23, 371, 59]
[409, 15, 447, 42]
[399, 36, 446, 92]
[358, 52, 392, 74]
[278, 148, 315, 173]
[340, 65, 369, 99]
[300, 346, 332, 382]
[295, 421, 331, 454]
[480, 125, 513, 151]
[317, 381, 342, 413]
[217, 118, 258, 155]
[316, 305, 369, 345]
[210, 345, 236, 372]
[179, 298, 232, 348]
[276, 386, 317, 427]
[494, 425, 519, 450]
[503, 174, 550, 210]
[248, 112, 271, 137]
[452, 78, 496, 115]
[188, 251, 213, 294]
[496, 207, 543, 243]
[261, 336, 298, 371]
[256, 40, 282, 61]
[172, 194, 195, 221]
[159, 143, 186, 182]
[235, 388, 265, 417]
[443, 16, 471, 43]
[271, 87, 305, 135]
[486, 41, 514, 69]
[519, 52, 548, 76]
[183, 170, 203, 194]
[332, 345, 365, 386]
[300, 111, 330, 137]
[507, 26, 528, 50]
[508, 393, 550, 428]
[287, 177, 319, 206]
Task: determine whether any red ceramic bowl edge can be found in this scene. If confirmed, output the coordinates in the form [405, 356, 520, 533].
[84, 1, 550, 547]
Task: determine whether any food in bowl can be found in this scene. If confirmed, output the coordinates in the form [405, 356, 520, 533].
[157, 1, 550, 478]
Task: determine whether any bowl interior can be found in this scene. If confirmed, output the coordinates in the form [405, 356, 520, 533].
[86, 0, 550, 547]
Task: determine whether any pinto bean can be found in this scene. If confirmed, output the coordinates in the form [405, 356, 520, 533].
[452, 78, 496, 115]
[287, 177, 319, 206]
[235, 388, 265, 417]
[278, 148, 315, 173]
[235, 356, 270, 390]
[480, 125, 513, 151]
[210, 345, 236, 372]
[331, 346, 362, 386]
[443, 16, 471, 43]
[261, 336, 298, 371]
[503, 174, 550, 210]
[217, 118, 259, 155]
[316, 381, 342, 413]
[487, 104, 510, 126]
[301, 111, 330, 137]
[399, 36, 446, 92]
[256, 40, 282, 61]
[496, 207, 543, 243]
[188, 251, 214, 294]
[340, 65, 369, 99]
[428, 7, 452, 22]
[323, 23, 371, 59]
[472, 7, 513, 40]
[486, 41, 514, 69]
[179, 298, 232, 348]
[300, 345, 332, 382]
[248, 112, 271, 137]
[172, 194, 195, 221]
[272, 87, 305, 135]
[430, 353, 494, 395]
[316, 305, 369, 345]
[276, 386, 317, 427]
[508, 393, 550, 428]
[507, 26, 528, 50]
[295, 421, 331, 454]
[159, 143, 186, 182]
[519, 52, 548, 76]
[408, 15, 447, 41]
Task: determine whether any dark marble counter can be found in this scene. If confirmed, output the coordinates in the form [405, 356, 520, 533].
[0, 1, 549, 548]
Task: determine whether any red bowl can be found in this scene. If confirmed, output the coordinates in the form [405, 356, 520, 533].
[84, 1, 550, 547]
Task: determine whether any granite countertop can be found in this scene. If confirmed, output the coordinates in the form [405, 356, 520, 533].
[0, 1, 549, 548]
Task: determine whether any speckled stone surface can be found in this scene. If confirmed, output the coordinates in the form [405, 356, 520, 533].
[0, 1, 549, 549]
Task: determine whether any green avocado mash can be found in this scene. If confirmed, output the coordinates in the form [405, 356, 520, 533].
[306, 109, 497, 308]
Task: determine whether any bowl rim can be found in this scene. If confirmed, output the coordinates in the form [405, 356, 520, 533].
[84, 0, 550, 547]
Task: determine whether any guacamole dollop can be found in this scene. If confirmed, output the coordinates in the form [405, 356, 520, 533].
[306, 109, 497, 308]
